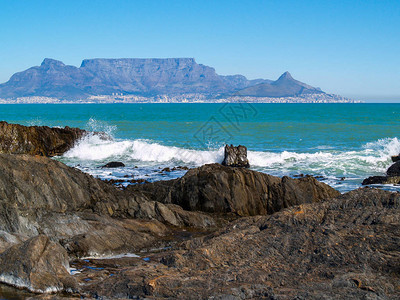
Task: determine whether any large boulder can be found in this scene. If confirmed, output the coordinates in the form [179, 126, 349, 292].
[0, 121, 86, 156]
[0, 235, 75, 293]
[222, 144, 250, 168]
[129, 163, 340, 216]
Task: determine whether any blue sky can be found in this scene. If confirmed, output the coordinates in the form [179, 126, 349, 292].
[0, 0, 399, 101]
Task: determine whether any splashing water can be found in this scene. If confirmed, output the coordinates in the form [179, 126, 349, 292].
[59, 133, 400, 192]
[4, 103, 397, 193]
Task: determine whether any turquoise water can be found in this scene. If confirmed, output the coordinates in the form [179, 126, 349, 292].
[1, 103, 399, 192]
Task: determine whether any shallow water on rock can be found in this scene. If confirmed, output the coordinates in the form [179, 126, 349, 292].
[0, 284, 36, 299]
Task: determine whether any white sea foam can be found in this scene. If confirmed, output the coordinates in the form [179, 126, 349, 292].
[249, 137, 400, 177]
[61, 135, 400, 192]
[86, 118, 117, 137]
[82, 253, 140, 260]
[65, 135, 399, 169]
[64, 134, 225, 165]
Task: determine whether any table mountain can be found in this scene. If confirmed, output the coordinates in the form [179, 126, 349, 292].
[0, 58, 268, 99]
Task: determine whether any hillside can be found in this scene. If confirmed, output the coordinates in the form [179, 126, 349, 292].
[235, 71, 323, 97]
[0, 58, 268, 99]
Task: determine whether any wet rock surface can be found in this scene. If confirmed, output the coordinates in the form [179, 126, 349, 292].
[0, 235, 75, 293]
[222, 144, 250, 168]
[363, 160, 400, 185]
[101, 161, 125, 168]
[362, 175, 400, 185]
[129, 163, 340, 216]
[0, 121, 86, 156]
[387, 161, 400, 176]
[0, 283, 37, 299]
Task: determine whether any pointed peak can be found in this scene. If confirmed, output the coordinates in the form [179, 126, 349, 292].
[41, 58, 65, 67]
[277, 71, 293, 81]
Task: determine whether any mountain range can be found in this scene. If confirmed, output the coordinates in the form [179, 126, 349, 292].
[0, 58, 326, 99]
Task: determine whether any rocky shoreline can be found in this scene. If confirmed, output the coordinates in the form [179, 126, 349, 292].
[0, 122, 399, 299]
[362, 155, 400, 186]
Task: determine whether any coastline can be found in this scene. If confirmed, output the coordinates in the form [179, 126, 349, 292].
[0, 122, 399, 298]
[0, 93, 360, 104]
[1, 105, 400, 194]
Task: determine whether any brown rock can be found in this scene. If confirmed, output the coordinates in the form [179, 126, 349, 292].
[222, 144, 250, 168]
[0, 121, 86, 156]
[61, 216, 169, 258]
[130, 163, 340, 216]
[0, 154, 131, 236]
[82, 188, 400, 299]
[0, 154, 216, 258]
[0, 235, 76, 293]
[0, 231, 26, 254]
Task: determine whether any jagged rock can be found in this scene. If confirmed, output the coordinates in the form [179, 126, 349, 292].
[387, 161, 400, 176]
[0, 153, 131, 236]
[129, 163, 340, 216]
[101, 161, 125, 168]
[134, 201, 215, 228]
[0, 153, 200, 234]
[80, 188, 400, 299]
[222, 144, 250, 168]
[0, 231, 25, 254]
[0, 154, 216, 258]
[362, 175, 400, 185]
[0, 121, 86, 156]
[61, 216, 169, 258]
[0, 235, 76, 293]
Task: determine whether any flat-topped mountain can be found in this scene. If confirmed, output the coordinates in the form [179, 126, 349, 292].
[0, 58, 326, 99]
[0, 58, 268, 99]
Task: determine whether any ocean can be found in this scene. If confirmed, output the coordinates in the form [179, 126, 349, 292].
[1, 103, 399, 192]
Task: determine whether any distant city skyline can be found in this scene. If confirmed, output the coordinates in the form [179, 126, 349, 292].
[1, 0, 399, 102]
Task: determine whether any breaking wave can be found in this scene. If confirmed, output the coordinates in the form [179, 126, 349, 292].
[63, 134, 400, 176]
[64, 134, 225, 165]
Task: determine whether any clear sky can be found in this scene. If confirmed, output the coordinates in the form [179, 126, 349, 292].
[0, 0, 399, 101]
